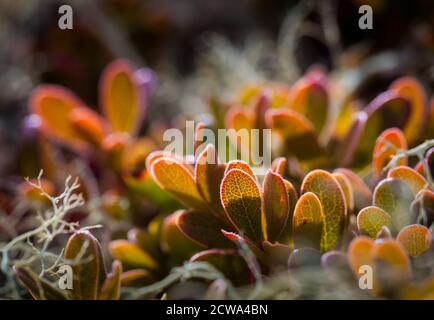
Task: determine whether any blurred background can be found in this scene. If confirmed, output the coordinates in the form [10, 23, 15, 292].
[0, 0, 433, 179]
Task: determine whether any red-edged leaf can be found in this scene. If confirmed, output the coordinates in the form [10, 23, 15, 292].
[100, 60, 145, 135]
[372, 128, 407, 179]
[262, 170, 289, 242]
[29, 85, 89, 150]
[396, 224, 432, 257]
[334, 168, 372, 212]
[301, 170, 346, 252]
[388, 165, 427, 195]
[220, 169, 263, 242]
[292, 192, 324, 250]
[150, 157, 206, 210]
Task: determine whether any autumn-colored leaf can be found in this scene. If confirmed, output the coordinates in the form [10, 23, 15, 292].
[224, 160, 256, 179]
[277, 178, 298, 243]
[99, 260, 122, 300]
[150, 157, 206, 210]
[29, 85, 89, 150]
[194, 144, 227, 219]
[340, 93, 410, 168]
[288, 73, 328, 134]
[411, 189, 434, 227]
[333, 172, 354, 213]
[372, 239, 412, 295]
[389, 77, 426, 144]
[301, 170, 346, 252]
[372, 128, 407, 179]
[388, 166, 427, 195]
[271, 157, 287, 176]
[347, 236, 375, 276]
[357, 206, 392, 239]
[292, 192, 324, 250]
[176, 210, 233, 248]
[266, 109, 323, 160]
[100, 60, 145, 134]
[220, 169, 263, 243]
[262, 170, 289, 242]
[396, 224, 432, 257]
[64, 231, 107, 300]
[69, 108, 107, 147]
[334, 168, 372, 212]
[108, 240, 157, 270]
[373, 178, 415, 232]
[190, 249, 253, 286]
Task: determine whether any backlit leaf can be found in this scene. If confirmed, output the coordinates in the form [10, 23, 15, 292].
[333, 172, 354, 213]
[292, 192, 324, 250]
[100, 60, 144, 134]
[357, 206, 392, 239]
[262, 170, 289, 242]
[194, 144, 227, 219]
[69, 108, 107, 147]
[220, 169, 263, 243]
[396, 224, 432, 257]
[267, 109, 323, 160]
[372, 128, 407, 179]
[388, 166, 427, 195]
[150, 157, 206, 210]
[390, 77, 426, 144]
[347, 236, 375, 276]
[99, 260, 122, 300]
[301, 170, 346, 252]
[224, 160, 256, 180]
[334, 168, 372, 212]
[29, 85, 88, 150]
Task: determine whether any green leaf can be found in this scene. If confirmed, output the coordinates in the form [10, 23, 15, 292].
[373, 178, 415, 232]
[14, 266, 68, 300]
[357, 206, 392, 239]
[64, 231, 107, 300]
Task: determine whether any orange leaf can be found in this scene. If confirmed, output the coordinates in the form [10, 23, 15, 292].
[288, 73, 328, 134]
[301, 170, 346, 252]
[29, 85, 89, 150]
[100, 60, 144, 134]
[70, 108, 107, 147]
[224, 160, 256, 180]
[150, 157, 206, 210]
[108, 240, 157, 270]
[372, 128, 407, 179]
[271, 157, 287, 176]
[347, 236, 375, 275]
[220, 169, 263, 243]
[357, 206, 392, 239]
[390, 77, 426, 144]
[396, 224, 432, 257]
[387, 166, 427, 195]
[292, 192, 324, 250]
[266, 109, 323, 160]
[262, 170, 289, 242]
